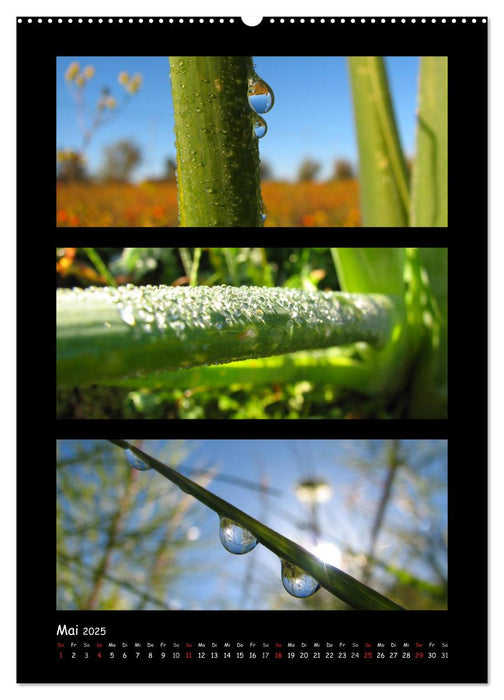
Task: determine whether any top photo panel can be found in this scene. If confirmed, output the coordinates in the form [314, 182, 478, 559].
[56, 56, 447, 228]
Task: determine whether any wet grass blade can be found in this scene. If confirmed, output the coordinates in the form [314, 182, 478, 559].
[57, 285, 399, 388]
[410, 57, 448, 226]
[108, 440, 405, 611]
[348, 57, 410, 226]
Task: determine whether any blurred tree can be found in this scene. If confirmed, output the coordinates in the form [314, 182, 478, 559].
[100, 140, 142, 183]
[331, 158, 355, 181]
[57, 149, 88, 182]
[57, 440, 213, 610]
[260, 160, 274, 181]
[297, 158, 321, 182]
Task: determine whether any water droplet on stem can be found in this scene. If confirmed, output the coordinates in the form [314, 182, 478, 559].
[253, 115, 267, 139]
[125, 448, 151, 471]
[219, 517, 257, 555]
[248, 75, 275, 114]
[281, 560, 320, 598]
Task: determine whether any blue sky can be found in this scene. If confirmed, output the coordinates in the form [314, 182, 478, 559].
[58, 439, 447, 610]
[56, 56, 420, 182]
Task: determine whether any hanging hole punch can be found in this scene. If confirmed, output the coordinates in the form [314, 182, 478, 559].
[241, 16, 263, 27]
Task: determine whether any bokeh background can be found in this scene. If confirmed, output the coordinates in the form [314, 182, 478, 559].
[57, 439, 448, 611]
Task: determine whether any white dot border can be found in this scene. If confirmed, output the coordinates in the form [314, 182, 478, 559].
[16, 16, 489, 24]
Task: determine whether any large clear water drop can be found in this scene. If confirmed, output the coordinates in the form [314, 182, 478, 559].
[248, 75, 275, 114]
[281, 560, 320, 598]
[219, 517, 257, 555]
[253, 115, 267, 139]
[125, 448, 151, 471]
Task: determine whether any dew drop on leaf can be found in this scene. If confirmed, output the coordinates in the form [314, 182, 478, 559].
[125, 448, 151, 471]
[219, 517, 257, 555]
[281, 560, 320, 598]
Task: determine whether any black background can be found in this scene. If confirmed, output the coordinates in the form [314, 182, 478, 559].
[17, 15, 487, 683]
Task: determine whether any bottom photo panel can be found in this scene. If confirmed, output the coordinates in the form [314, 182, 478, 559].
[57, 439, 447, 613]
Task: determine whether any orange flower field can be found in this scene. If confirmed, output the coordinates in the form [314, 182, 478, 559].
[56, 180, 361, 227]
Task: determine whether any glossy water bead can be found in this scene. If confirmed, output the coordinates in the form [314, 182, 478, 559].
[125, 448, 151, 471]
[247, 74, 275, 114]
[281, 560, 320, 598]
[219, 517, 258, 554]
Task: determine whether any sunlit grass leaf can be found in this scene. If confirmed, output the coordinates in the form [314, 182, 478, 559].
[109, 440, 404, 611]
[331, 248, 406, 295]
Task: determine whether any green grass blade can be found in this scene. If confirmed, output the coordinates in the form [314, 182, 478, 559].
[57, 285, 399, 388]
[406, 248, 448, 418]
[169, 56, 264, 227]
[83, 248, 117, 287]
[108, 440, 405, 611]
[331, 248, 406, 295]
[410, 57, 448, 227]
[348, 57, 410, 226]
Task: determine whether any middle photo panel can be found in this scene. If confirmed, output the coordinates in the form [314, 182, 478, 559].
[56, 247, 447, 420]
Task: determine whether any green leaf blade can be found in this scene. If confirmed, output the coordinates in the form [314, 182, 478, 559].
[411, 57, 448, 227]
[109, 440, 405, 611]
[348, 57, 410, 226]
[332, 248, 406, 295]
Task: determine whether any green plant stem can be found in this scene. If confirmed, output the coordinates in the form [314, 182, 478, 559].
[108, 440, 404, 611]
[348, 57, 410, 226]
[169, 56, 264, 227]
[410, 57, 448, 227]
[57, 284, 400, 388]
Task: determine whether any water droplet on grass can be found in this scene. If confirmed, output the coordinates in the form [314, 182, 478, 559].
[125, 448, 151, 471]
[281, 561, 320, 598]
[219, 517, 257, 554]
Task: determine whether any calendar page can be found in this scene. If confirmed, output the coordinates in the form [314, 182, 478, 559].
[17, 14, 487, 683]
